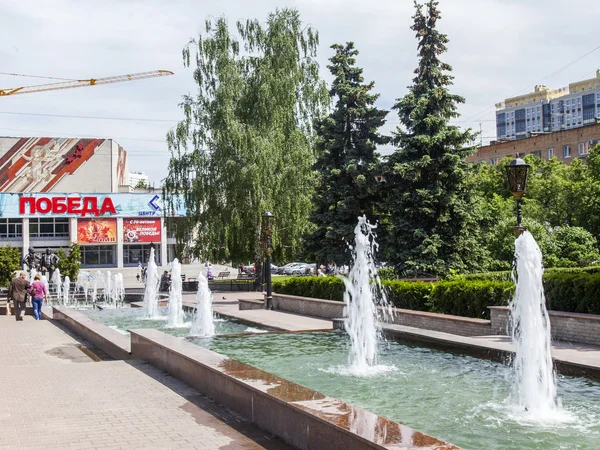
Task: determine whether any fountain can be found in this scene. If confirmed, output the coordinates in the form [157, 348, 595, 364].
[51, 268, 62, 301]
[189, 272, 215, 337]
[105, 270, 112, 305]
[76, 271, 91, 303]
[29, 268, 38, 283]
[510, 231, 557, 415]
[41, 275, 50, 304]
[142, 248, 160, 318]
[340, 215, 392, 375]
[114, 273, 125, 307]
[62, 276, 70, 306]
[167, 258, 185, 327]
[91, 271, 104, 305]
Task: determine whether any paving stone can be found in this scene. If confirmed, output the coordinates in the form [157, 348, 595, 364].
[0, 316, 294, 450]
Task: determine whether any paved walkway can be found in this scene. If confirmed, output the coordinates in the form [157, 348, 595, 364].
[0, 316, 294, 450]
[182, 292, 333, 332]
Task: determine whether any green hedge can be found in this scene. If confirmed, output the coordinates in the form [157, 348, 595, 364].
[273, 277, 513, 319]
[274, 272, 600, 317]
[463, 266, 600, 283]
[544, 272, 600, 314]
[429, 281, 513, 318]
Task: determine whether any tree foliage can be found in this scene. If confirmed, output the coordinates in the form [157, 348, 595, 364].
[0, 246, 21, 287]
[305, 42, 389, 265]
[472, 147, 600, 270]
[56, 243, 82, 281]
[163, 8, 329, 264]
[383, 0, 483, 276]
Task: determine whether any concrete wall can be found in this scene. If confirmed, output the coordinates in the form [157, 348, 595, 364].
[130, 329, 458, 450]
[271, 293, 492, 337]
[490, 306, 600, 346]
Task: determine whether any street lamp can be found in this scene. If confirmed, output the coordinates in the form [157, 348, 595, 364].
[505, 157, 530, 236]
[262, 212, 274, 309]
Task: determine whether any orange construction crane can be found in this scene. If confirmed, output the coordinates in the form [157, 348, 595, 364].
[0, 70, 174, 97]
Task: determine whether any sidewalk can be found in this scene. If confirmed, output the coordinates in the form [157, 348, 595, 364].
[0, 315, 293, 450]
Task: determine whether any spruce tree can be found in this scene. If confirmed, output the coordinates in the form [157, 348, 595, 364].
[305, 42, 389, 266]
[384, 1, 483, 275]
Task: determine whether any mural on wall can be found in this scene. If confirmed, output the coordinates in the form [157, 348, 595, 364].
[116, 144, 128, 186]
[77, 218, 117, 243]
[0, 137, 107, 193]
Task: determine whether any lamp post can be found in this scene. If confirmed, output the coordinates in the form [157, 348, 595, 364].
[505, 157, 531, 236]
[262, 212, 274, 309]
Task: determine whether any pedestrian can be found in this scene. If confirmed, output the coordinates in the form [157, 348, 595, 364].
[29, 273, 48, 320]
[7, 271, 29, 321]
[206, 264, 214, 281]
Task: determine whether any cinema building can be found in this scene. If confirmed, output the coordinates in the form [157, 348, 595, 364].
[0, 137, 185, 268]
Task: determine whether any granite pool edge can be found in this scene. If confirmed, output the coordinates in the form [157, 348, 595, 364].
[48, 307, 461, 450]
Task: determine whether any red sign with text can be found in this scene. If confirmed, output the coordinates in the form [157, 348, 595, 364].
[19, 196, 116, 217]
[123, 219, 161, 243]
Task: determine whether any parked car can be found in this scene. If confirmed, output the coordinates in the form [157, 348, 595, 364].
[277, 262, 301, 275]
[291, 263, 315, 276]
[281, 262, 305, 275]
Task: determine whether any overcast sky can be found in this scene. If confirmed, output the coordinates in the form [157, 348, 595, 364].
[1, 0, 599, 185]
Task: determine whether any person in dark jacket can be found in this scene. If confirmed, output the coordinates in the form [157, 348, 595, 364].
[7, 272, 30, 321]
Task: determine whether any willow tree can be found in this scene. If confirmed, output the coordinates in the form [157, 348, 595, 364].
[305, 42, 389, 266]
[164, 9, 329, 264]
[383, 0, 483, 275]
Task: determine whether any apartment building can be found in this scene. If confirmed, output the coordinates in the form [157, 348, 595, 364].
[495, 70, 600, 140]
[467, 122, 600, 165]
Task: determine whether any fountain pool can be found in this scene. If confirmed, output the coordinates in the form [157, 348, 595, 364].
[191, 330, 600, 450]
[82, 307, 267, 339]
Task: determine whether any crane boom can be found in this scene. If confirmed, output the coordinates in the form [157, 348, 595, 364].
[0, 70, 174, 97]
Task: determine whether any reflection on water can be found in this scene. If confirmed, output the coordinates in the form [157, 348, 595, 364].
[195, 331, 600, 450]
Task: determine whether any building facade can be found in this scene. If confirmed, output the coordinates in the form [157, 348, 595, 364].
[0, 137, 184, 267]
[495, 70, 600, 141]
[128, 171, 149, 187]
[468, 122, 600, 165]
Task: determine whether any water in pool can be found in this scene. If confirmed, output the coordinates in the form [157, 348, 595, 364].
[82, 307, 265, 338]
[193, 331, 600, 450]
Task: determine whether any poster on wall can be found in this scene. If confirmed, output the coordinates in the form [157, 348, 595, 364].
[78, 218, 117, 243]
[123, 218, 161, 243]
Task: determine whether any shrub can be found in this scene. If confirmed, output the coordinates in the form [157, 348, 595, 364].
[272, 276, 345, 301]
[383, 281, 433, 311]
[429, 281, 514, 319]
[377, 267, 398, 280]
[543, 272, 600, 314]
[0, 246, 22, 287]
[56, 243, 82, 281]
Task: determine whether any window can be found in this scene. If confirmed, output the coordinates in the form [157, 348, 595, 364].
[578, 143, 586, 155]
[123, 244, 161, 266]
[0, 218, 22, 238]
[81, 245, 116, 266]
[564, 145, 572, 158]
[531, 150, 541, 158]
[548, 148, 555, 159]
[490, 157, 500, 166]
[29, 217, 69, 238]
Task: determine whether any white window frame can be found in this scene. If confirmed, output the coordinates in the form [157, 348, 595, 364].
[564, 145, 572, 158]
[548, 148, 555, 159]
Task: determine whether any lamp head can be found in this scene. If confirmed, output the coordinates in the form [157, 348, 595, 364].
[505, 157, 530, 201]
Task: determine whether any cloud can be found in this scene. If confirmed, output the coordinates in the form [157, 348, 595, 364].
[1, 0, 599, 182]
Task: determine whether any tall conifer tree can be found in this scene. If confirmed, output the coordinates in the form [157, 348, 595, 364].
[306, 42, 389, 265]
[384, 1, 483, 275]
